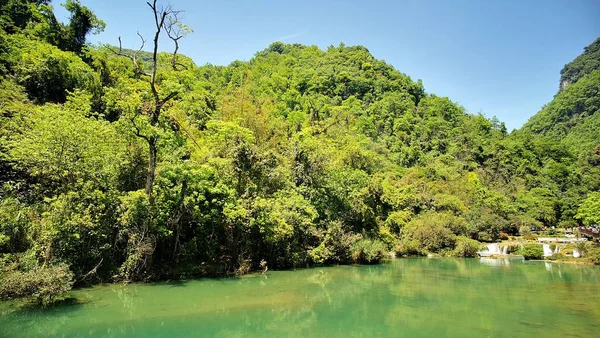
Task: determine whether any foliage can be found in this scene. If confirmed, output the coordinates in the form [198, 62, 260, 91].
[0, 1, 598, 297]
[452, 236, 484, 258]
[518, 226, 531, 236]
[309, 221, 361, 264]
[0, 263, 74, 305]
[6, 103, 124, 189]
[559, 38, 600, 91]
[252, 190, 317, 245]
[575, 192, 600, 226]
[0, 197, 30, 254]
[518, 244, 544, 260]
[60, 0, 106, 53]
[522, 234, 538, 241]
[350, 238, 388, 264]
[504, 243, 521, 254]
[10, 37, 100, 102]
[588, 248, 600, 265]
[402, 212, 462, 253]
[573, 241, 595, 257]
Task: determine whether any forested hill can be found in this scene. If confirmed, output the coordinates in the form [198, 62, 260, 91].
[516, 38, 600, 231]
[558, 38, 600, 92]
[520, 38, 600, 154]
[0, 1, 599, 304]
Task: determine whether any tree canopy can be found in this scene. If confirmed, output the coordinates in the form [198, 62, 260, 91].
[0, 1, 599, 304]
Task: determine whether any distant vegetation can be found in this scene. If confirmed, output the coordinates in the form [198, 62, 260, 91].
[0, 1, 599, 304]
[559, 38, 600, 91]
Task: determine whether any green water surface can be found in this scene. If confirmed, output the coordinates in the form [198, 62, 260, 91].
[1, 258, 599, 337]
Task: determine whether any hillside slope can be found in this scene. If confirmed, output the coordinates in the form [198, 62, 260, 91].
[516, 38, 600, 227]
[522, 38, 600, 155]
[0, 2, 598, 302]
[559, 38, 600, 91]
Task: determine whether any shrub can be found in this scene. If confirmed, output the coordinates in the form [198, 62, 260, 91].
[498, 232, 509, 241]
[547, 253, 565, 261]
[561, 247, 574, 255]
[395, 239, 425, 257]
[118, 190, 154, 281]
[466, 209, 509, 241]
[452, 236, 484, 258]
[0, 263, 74, 305]
[0, 197, 31, 254]
[402, 212, 457, 253]
[11, 38, 100, 103]
[234, 259, 251, 277]
[476, 231, 493, 242]
[378, 226, 397, 249]
[574, 241, 595, 257]
[384, 210, 411, 233]
[588, 248, 600, 265]
[504, 243, 521, 254]
[309, 221, 361, 264]
[518, 244, 543, 260]
[519, 226, 532, 236]
[350, 238, 387, 264]
[522, 233, 538, 241]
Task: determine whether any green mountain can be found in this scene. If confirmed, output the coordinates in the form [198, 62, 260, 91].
[559, 38, 600, 91]
[521, 39, 600, 156]
[514, 38, 600, 236]
[0, 0, 598, 304]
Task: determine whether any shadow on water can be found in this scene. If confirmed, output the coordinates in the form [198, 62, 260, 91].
[161, 279, 188, 288]
[0, 296, 89, 323]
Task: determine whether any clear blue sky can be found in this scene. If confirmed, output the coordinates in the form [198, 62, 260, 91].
[56, 0, 600, 130]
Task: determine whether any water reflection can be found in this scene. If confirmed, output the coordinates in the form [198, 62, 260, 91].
[1, 259, 599, 337]
[480, 257, 511, 267]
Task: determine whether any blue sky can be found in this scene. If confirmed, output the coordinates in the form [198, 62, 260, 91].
[56, 0, 600, 130]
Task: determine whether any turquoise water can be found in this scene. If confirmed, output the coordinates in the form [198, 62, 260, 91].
[1, 258, 599, 337]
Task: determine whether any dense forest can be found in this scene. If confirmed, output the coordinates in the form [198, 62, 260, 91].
[0, 1, 599, 304]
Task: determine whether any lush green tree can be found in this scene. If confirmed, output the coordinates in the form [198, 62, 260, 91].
[0, 0, 52, 34]
[0, 0, 598, 298]
[6, 103, 124, 190]
[519, 244, 544, 260]
[576, 192, 600, 226]
[350, 238, 388, 263]
[60, 0, 105, 53]
[402, 212, 460, 253]
[452, 236, 484, 258]
[8, 37, 100, 102]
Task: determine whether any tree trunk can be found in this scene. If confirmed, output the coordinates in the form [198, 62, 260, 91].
[145, 136, 157, 204]
[172, 180, 187, 260]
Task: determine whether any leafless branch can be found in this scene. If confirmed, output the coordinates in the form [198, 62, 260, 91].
[110, 34, 150, 77]
[77, 258, 103, 282]
[165, 10, 185, 70]
[147, 0, 169, 104]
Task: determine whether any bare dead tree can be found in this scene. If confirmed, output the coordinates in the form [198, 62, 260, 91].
[115, 0, 190, 204]
[165, 10, 192, 70]
[109, 2, 196, 280]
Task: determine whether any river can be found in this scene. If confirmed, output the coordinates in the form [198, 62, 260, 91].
[1, 258, 599, 337]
